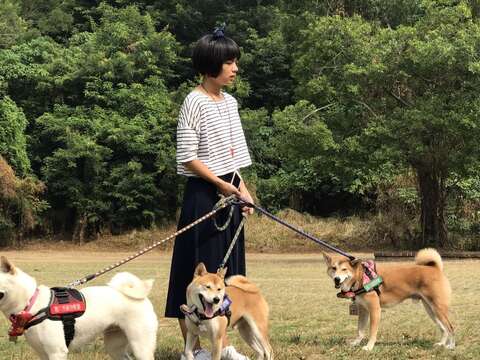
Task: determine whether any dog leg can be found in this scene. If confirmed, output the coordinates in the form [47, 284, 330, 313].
[350, 305, 369, 346]
[104, 327, 130, 360]
[125, 329, 156, 360]
[363, 295, 381, 351]
[424, 299, 455, 349]
[210, 335, 223, 360]
[236, 317, 273, 360]
[184, 331, 197, 360]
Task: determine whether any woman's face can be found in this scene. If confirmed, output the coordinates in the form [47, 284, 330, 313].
[215, 59, 238, 86]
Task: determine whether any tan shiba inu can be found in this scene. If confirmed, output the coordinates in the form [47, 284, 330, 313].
[322, 248, 454, 351]
[0, 256, 158, 360]
[183, 263, 273, 360]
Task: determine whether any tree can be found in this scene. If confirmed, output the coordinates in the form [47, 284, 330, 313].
[292, 3, 480, 246]
[0, 97, 30, 176]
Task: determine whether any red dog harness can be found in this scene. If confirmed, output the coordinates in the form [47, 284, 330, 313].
[9, 288, 40, 340]
[9, 287, 86, 347]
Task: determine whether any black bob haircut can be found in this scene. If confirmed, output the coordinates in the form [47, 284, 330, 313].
[192, 34, 241, 78]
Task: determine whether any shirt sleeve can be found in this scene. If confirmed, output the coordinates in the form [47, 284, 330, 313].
[176, 97, 201, 164]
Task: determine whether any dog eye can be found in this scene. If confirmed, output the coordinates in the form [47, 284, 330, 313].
[206, 285, 211, 289]
[217, 288, 221, 291]
[332, 267, 336, 271]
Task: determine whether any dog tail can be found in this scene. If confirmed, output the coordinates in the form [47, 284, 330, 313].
[108, 272, 154, 300]
[225, 275, 260, 293]
[415, 248, 443, 272]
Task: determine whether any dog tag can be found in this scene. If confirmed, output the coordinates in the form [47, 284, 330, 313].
[349, 301, 359, 316]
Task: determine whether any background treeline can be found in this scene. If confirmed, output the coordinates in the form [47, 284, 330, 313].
[1, 0, 480, 249]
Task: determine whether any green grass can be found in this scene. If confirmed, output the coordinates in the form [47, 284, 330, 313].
[0, 250, 479, 359]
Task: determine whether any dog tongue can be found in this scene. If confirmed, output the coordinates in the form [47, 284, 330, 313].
[204, 302, 214, 318]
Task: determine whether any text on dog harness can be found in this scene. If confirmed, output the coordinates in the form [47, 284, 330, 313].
[8, 287, 86, 348]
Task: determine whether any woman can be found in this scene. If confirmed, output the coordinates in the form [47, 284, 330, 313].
[165, 25, 254, 360]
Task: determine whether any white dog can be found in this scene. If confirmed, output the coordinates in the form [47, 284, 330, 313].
[0, 256, 158, 360]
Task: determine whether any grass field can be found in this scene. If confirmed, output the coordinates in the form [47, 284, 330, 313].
[0, 250, 479, 359]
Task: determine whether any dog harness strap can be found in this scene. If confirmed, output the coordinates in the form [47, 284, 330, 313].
[337, 261, 383, 300]
[48, 287, 87, 348]
[189, 295, 233, 326]
[8, 288, 43, 339]
[62, 315, 76, 347]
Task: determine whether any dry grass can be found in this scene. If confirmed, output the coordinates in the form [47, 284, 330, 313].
[21, 210, 374, 254]
[0, 251, 479, 359]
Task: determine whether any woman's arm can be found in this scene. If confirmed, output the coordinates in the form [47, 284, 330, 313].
[184, 160, 241, 197]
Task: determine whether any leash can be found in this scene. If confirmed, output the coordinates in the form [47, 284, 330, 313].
[218, 214, 246, 270]
[67, 195, 238, 287]
[233, 198, 356, 260]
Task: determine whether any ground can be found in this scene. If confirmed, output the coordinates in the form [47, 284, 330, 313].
[0, 250, 478, 359]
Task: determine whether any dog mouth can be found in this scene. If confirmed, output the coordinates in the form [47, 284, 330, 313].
[198, 294, 215, 318]
[334, 277, 346, 289]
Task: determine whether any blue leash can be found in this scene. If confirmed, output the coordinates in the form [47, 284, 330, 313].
[233, 198, 356, 260]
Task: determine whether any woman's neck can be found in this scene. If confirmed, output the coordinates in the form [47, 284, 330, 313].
[201, 79, 223, 100]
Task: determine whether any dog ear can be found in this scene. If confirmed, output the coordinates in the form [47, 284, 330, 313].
[217, 267, 227, 279]
[350, 258, 362, 269]
[1, 256, 15, 274]
[194, 262, 207, 277]
[322, 252, 332, 266]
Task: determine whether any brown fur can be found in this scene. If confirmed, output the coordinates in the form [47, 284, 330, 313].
[323, 248, 454, 351]
[184, 263, 273, 360]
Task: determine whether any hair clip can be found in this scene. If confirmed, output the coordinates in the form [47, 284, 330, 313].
[213, 24, 226, 39]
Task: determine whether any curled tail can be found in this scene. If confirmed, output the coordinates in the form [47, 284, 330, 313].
[225, 275, 260, 293]
[415, 248, 443, 272]
[108, 272, 154, 300]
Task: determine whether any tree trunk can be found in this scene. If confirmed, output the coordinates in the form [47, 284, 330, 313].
[416, 167, 448, 247]
[471, 1, 480, 20]
[73, 213, 87, 244]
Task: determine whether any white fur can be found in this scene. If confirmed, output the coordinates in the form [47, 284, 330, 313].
[0, 258, 157, 360]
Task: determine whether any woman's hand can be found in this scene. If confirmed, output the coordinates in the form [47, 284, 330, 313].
[216, 180, 242, 198]
[238, 183, 254, 215]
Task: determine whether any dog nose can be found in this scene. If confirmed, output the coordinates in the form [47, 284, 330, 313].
[213, 297, 220, 304]
[334, 277, 341, 286]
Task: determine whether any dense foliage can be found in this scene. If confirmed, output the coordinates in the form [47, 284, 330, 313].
[0, 0, 479, 248]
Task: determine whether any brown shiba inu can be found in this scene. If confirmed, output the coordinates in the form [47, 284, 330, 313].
[323, 248, 454, 351]
[182, 263, 273, 360]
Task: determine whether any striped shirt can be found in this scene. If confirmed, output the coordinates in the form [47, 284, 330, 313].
[176, 90, 252, 176]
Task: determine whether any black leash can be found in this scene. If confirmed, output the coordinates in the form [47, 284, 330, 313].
[233, 198, 355, 260]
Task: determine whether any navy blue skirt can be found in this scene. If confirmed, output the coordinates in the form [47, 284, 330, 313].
[164, 172, 246, 318]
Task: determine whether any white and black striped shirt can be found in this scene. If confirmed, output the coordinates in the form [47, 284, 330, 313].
[176, 90, 252, 176]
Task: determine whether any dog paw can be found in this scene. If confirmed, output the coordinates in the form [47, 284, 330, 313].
[362, 344, 374, 351]
[434, 342, 445, 347]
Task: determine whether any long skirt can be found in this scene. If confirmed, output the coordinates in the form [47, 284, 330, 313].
[164, 172, 246, 318]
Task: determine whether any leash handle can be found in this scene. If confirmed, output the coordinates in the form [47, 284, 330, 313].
[234, 198, 355, 260]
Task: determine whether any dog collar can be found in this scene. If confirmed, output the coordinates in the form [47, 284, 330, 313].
[337, 261, 383, 300]
[8, 288, 40, 340]
[181, 295, 232, 326]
